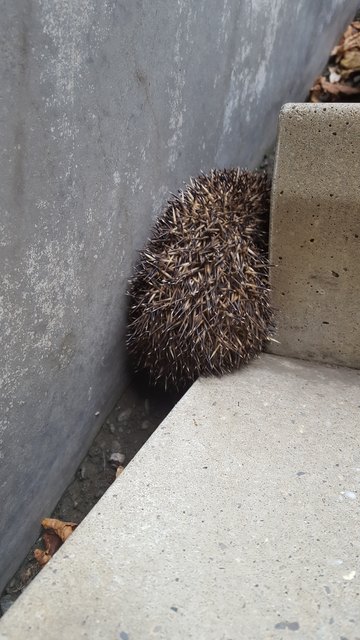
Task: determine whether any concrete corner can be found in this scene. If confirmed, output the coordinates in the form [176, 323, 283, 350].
[269, 103, 360, 368]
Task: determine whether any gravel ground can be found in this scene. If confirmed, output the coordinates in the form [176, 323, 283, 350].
[0, 377, 183, 616]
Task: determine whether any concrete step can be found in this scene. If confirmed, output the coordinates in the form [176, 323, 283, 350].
[0, 354, 359, 639]
[269, 103, 360, 368]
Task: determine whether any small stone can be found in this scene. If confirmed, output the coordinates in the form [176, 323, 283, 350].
[117, 408, 132, 423]
[141, 420, 151, 430]
[79, 464, 86, 480]
[109, 424, 116, 434]
[94, 411, 100, 416]
[109, 452, 125, 467]
[343, 570, 356, 581]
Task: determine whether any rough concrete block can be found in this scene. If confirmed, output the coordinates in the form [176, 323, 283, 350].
[0, 355, 359, 639]
[269, 103, 360, 367]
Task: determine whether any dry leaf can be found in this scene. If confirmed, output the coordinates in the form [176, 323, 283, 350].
[319, 77, 360, 96]
[33, 549, 52, 566]
[43, 531, 62, 556]
[333, 83, 360, 96]
[41, 518, 77, 542]
[341, 50, 360, 71]
[115, 465, 124, 478]
[309, 77, 331, 102]
[328, 21, 360, 94]
[332, 23, 359, 56]
[342, 32, 360, 52]
[34, 518, 78, 566]
[309, 18, 360, 104]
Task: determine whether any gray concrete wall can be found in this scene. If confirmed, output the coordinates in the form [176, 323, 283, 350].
[0, 0, 357, 591]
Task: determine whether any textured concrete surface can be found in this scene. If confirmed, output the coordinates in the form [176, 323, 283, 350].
[1, 0, 357, 591]
[269, 103, 360, 368]
[1, 355, 359, 639]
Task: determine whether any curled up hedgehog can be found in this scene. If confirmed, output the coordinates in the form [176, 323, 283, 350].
[126, 168, 273, 389]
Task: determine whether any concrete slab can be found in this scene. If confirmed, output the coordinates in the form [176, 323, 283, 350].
[1, 354, 359, 639]
[269, 103, 360, 368]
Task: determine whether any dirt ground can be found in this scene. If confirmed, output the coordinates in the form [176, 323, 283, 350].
[0, 377, 183, 615]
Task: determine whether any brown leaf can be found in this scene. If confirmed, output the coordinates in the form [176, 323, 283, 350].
[309, 93, 321, 103]
[41, 518, 78, 542]
[332, 24, 354, 55]
[33, 548, 52, 566]
[34, 519, 78, 566]
[331, 22, 360, 56]
[342, 32, 360, 52]
[319, 77, 360, 96]
[43, 531, 62, 556]
[308, 78, 322, 102]
[115, 465, 124, 478]
[334, 83, 360, 96]
[340, 50, 360, 71]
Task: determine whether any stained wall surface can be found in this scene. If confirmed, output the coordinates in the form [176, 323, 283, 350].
[0, 0, 357, 590]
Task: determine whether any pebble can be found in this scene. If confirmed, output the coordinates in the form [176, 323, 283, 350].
[109, 424, 116, 434]
[117, 408, 132, 423]
[141, 420, 151, 430]
[109, 452, 125, 467]
[343, 570, 356, 581]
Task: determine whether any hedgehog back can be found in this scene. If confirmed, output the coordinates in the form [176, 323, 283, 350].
[127, 169, 272, 389]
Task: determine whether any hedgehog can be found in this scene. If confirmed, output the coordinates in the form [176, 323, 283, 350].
[126, 168, 272, 389]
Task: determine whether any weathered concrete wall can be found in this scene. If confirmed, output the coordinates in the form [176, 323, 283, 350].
[0, 0, 357, 591]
